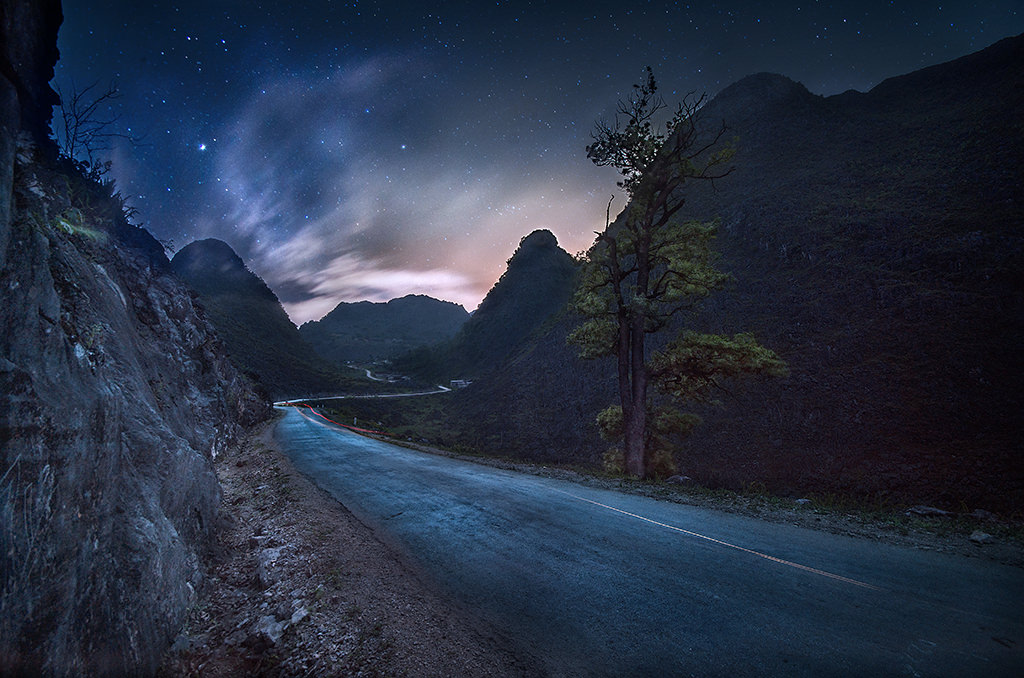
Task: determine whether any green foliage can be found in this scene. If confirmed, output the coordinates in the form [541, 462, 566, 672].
[586, 67, 735, 199]
[649, 406, 702, 437]
[601, 447, 624, 475]
[569, 218, 731, 358]
[649, 332, 787, 404]
[595, 405, 623, 442]
[648, 407, 701, 473]
[596, 403, 702, 478]
[585, 67, 666, 196]
[564, 318, 616, 360]
[643, 406, 700, 478]
[54, 207, 107, 241]
[646, 447, 677, 479]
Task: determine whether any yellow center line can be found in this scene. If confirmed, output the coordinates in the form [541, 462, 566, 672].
[556, 489, 882, 590]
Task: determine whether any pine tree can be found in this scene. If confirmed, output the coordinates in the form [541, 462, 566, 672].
[569, 67, 785, 478]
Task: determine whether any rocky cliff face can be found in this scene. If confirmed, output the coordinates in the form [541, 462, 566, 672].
[0, 1, 269, 674]
[0, 0, 63, 266]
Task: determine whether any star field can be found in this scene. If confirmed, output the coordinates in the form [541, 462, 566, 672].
[56, 1, 1024, 322]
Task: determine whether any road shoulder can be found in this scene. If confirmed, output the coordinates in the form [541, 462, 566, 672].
[158, 416, 530, 677]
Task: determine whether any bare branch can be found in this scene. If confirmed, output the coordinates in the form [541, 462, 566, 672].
[53, 80, 143, 179]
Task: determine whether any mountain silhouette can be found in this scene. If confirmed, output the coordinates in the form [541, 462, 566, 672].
[299, 294, 469, 364]
[439, 35, 1024, 511]
[394, 229, 578, 381]
[171, 238, 355, 398]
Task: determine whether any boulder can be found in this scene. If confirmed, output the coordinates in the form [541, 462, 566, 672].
[969, 531, 995, 545]
[905, 505, 952, 518]
[255, 615, 288, 646]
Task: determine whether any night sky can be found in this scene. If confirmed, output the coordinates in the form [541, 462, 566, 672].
[55, 1, 1024, 323]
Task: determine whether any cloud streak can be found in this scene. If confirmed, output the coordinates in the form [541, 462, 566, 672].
[188, 56, 609, 323]
[59, 2, 1022, 326]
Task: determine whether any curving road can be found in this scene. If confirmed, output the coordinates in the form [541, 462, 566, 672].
[274, 406, 1024, 677]
[275, 374, 450, 406]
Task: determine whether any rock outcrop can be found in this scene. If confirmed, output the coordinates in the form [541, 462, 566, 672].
[0, 1, 269, 674]
[0, 0, 62, 267]
[393, 229, 577, 381]
[446, 229, 577, 377]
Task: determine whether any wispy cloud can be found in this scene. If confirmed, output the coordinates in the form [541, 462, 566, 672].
[181, 55, 609, 324]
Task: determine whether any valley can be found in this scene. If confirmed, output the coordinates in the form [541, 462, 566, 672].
[154, 34, 1024, 514]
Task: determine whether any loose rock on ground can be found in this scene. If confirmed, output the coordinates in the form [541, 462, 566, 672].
[157, 418, 531, 677]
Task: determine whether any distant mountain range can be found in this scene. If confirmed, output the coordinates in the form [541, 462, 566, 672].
[393, 229, 578, 381]
[171, 238, 359, 399]
[298, 294, 469, 364]
[433, 34, 1024, 511]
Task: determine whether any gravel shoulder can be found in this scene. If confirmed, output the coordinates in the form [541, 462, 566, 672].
[158, 416, 532, 677]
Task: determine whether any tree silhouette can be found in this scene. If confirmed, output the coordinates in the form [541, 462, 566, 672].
[52, 81, 137, 179]
[569, 67, 785, 478]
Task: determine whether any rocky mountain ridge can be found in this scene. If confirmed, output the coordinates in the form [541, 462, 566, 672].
[299, 293, 469, 364]
[394, 229, 578, 381]
[435, 35, 1024, 512]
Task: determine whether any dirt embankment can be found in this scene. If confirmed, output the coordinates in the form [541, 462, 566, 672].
[158, 419, 532, 677]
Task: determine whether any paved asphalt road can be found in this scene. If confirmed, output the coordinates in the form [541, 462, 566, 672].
[274, 406, 1024, 677]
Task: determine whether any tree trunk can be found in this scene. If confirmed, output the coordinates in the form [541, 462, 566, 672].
[623, 402, 646, 477]
[622, 312, 648, 478]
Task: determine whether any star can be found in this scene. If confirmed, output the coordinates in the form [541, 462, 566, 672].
[53, 1, 1024, 322]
